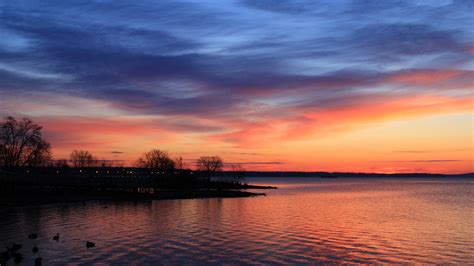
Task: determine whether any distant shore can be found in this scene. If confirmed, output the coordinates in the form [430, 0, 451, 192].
[231, 172, 474, 178]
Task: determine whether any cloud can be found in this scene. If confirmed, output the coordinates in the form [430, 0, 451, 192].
[211, 94, 473, 147]
[239, 0, 319, 14]
[387, 69, 473, 88]
[0, 0, 472, 172]
[350, 23, 465, 57]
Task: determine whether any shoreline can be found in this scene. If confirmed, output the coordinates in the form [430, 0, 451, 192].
[0, 185, 276, 207]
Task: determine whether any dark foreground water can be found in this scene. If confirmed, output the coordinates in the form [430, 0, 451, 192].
[1, 177, 473, 265]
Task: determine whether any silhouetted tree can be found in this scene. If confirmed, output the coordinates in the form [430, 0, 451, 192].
[229, 164, 246, 184]
[0, 117, 51, 167]
[196, 156, 223, 182]
[137, 149, 175, 171]
[98, 158, 117, 167]
[52, 159, 69, 168]
[174, 156, 186, 170]
[70, 150, 96, 167]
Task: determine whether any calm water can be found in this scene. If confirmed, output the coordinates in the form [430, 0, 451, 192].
[1, 178, 473, 265]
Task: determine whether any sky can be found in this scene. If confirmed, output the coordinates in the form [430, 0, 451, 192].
[0, 0, 473, 173]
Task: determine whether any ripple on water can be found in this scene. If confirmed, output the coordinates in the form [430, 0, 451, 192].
[1, 178, 473, 265]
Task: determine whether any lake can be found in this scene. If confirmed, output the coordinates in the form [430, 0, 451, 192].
[1, 177, 473, 264]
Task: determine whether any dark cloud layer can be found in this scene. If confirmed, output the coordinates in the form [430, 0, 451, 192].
[0, 0, 472, 132]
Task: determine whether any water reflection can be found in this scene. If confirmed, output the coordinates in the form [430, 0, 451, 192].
[1, 178, 473, 264]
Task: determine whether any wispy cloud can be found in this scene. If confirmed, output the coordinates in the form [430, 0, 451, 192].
[0, 0, 472, 172]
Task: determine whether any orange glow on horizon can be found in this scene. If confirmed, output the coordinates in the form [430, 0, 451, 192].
[32, 93, 473, 174]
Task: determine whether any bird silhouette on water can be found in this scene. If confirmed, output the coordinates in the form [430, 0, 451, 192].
[53, 233, 60, 241]
[33, 244, 39, 253]
[86, 241, 96, 248]
[28, 233, 38, 239]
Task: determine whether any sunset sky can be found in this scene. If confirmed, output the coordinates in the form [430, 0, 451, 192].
[0, 0, 473, 173]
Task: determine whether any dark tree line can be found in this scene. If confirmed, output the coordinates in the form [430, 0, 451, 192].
[0, 117, 235, 181]
[135, 150, 225, 180]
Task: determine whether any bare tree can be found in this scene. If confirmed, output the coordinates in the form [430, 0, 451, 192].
[52, 159, 69, 168]
[70, 150, 96, 167]
[229, 164, 246, 184]
[174, 156, 186, 170]
[196, 156, 223, 182]
[136, 149, 175, 171]
[98, 158, 116, 167]
[0, 117, 51, 167]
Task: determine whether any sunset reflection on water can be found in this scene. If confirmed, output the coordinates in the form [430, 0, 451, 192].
[1, 178, 473, 264]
